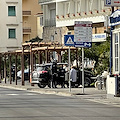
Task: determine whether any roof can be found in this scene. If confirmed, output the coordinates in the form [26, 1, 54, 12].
[0, 42, 77, 55]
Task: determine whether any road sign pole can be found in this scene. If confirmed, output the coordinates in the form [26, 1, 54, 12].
[68, 46, 71, 92]
[74, 21, 92, 94]
[82, 48, 84, 94]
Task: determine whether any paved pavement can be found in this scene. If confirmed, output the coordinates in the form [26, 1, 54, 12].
[0, 80, 120, 104]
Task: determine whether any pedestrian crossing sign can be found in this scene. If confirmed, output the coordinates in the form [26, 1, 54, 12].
[64, 35, 74, 46]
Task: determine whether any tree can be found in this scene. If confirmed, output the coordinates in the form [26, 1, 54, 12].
[84, 37, 110, 75]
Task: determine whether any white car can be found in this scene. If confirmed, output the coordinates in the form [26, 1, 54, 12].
[17, 68, 29, 80]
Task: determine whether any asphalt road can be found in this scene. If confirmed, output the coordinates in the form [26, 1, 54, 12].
[0, 87, 120, 120]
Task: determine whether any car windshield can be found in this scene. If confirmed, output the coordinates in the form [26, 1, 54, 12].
[36, 66, 46, 71]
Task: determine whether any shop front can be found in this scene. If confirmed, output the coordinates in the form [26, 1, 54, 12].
[107, 10, 120, 98]
[110, 10, 120, 75]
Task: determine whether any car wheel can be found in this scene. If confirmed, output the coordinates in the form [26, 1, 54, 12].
[38, 83, 46, 88]
[84, 77, 91, 87]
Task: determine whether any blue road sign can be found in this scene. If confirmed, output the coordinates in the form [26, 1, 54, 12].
[64, 35, 74, 46]
[64, 35, 92, 48]
[74, 42, 92, 48]
[106, 0, 111, 5]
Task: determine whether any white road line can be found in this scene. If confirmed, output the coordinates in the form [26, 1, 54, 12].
[5, 93, 37, 96]
[6, 94, 19, 96]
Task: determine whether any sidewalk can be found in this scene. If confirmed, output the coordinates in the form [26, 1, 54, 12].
[0, 80, 107, 99]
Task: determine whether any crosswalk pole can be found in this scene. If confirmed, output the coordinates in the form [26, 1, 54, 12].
[69, 46, 71, 92]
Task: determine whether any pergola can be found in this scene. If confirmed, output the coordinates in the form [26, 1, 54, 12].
[0, 42, 78, 86]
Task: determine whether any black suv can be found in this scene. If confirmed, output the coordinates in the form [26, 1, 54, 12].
[31, 63, 68, 88]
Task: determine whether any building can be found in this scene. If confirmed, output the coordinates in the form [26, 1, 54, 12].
[0, 0, 22, 52]
[38, 0, 117, 44]
[22, 0, 42, 43]
[109, 10, 120, 75]
[38, 0, 63, 44]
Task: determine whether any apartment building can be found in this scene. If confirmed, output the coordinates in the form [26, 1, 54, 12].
[38, 0, 114, 44]
[38, 0, 63, 44]
[22, 0, 42, 43]
[0, 0, 22, 52]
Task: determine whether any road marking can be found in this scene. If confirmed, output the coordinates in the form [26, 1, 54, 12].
[4, 93, 37, 96]
[7, 94, 19, 96]
[26, 93, 37, 95]
[88, 99, 120, 107]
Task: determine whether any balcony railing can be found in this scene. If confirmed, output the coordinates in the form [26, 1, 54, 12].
[38, 0, 55, 4]
[23, 27, 31, 34]
[22, 11, 31, 16]
[44, 18, 56, 27]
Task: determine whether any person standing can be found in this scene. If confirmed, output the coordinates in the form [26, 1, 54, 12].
[70, 66, 77, 87]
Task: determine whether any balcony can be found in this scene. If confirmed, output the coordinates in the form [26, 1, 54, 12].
[44, 18, 56, 27]
[23, 27, 31, 34]
[38, 0, 55, 5]
[22, 11, 31, 16]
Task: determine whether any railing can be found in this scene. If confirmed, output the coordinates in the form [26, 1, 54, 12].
[23, 27, 31, 34]
[22, 11, 31, 16]
[44, 18, 56, 26]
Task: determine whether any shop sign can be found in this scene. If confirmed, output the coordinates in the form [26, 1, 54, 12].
[74, 21, 92, 48]
[109, 10, 120, 26]
[92, 33, 106, 42]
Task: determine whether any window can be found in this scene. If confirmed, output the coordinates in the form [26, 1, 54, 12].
[40, 16, 43, 26]
[76, 0, 81, 13]
[9, 29, 16, 38]
[50, 35, 54, 41]
[8, 6, 16, 16]
[114, 33, 119, 72]
[64, 2, 70, 15]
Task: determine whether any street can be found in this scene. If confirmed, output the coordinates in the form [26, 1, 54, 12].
[0, 87, 120, 120]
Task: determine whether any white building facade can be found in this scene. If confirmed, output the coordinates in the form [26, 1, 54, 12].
[0, 0, 22, 52]
[110, 10, 120, 75]
[39, 0, 113, 44]
[56, 0, 108, 27]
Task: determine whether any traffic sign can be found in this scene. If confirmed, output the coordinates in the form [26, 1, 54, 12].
[64, 35, 74, 46]
[74, 21, 92, 48]
[64, 35, 92, 48]
[74, 42, 92, 48]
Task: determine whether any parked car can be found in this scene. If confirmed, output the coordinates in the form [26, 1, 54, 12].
[17, 64, 40, 80]
[17, 68, 30, 80]
[78, 69, 97, 87]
